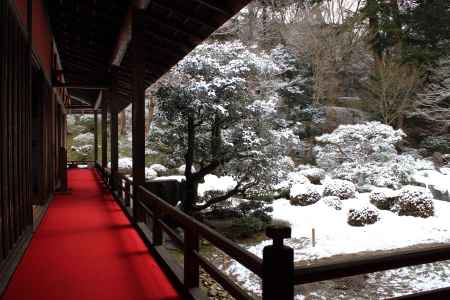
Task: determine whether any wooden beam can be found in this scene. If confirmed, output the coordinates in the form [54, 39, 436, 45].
[110, 0, 152, 67]
[151, 1, 216, 30]
[132, 8, 147, 220]
[53, 83, 111, 90]
[191, 0, 232, 16]
[94, 91, 102, 110]
[70, 95, 92, 106]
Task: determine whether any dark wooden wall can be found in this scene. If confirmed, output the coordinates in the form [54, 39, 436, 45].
[1, 0, 65, 269]
[0, 0, 33, 265]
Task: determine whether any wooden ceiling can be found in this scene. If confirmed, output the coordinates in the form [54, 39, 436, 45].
[45, 0, 253, 112]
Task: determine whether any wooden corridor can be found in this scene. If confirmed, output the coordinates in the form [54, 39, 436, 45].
[1, 169, 179, 300]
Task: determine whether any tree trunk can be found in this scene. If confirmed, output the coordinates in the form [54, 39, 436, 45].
[147, 95, 156, 134]
[183, 116, 196, 213]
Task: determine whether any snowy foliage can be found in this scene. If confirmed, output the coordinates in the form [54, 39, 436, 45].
[314, 122, 417, 188]
[348, 207, 379, 226]
[394, 186, 434, 218]
[323, 179, 356, 200]
[177, 164, 196, 175]
[289, 183, 321, 206]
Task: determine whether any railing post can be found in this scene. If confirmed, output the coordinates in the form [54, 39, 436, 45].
[59, 147, 68, 192]
[152, 204, 163, 246]
[124, 180, 131, 207]
[184, 227, 200, 289]
[262, 225, 294, 300]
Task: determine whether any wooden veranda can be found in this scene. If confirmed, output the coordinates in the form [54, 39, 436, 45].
[2, 0, 450, 299]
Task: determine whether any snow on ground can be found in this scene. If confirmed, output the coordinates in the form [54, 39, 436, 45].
[413, 167, 450, 193]
[198, 174, 237, 197]
[223, 193, 450, 296]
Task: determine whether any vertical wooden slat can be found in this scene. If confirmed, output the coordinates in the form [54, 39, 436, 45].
[94, 111, 98, 163]
[0, 0, 6, 260]
[101, 95, 108, 169]
[110, 88, 119, 192]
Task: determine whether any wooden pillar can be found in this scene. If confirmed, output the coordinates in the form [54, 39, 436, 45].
[132, 8, 146, 219]
[110, 85, 119, 191]
[94, 110, 98, 163]
[262, 226, 294, 300]
[101, 96, 108, 169]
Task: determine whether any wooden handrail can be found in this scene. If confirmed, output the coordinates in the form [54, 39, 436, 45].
[294, 244, 450, 284]
[138, 185, 263, 276]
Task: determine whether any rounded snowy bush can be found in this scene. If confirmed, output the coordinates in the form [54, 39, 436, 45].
[290, 184, 321, 206]
[323, 179, 356, 200]
[322, 196, 342, 210]
[369, 188, 399, 210]
[347, 207, 379, 226]
[145, 168, 158, 180]
[298, 167, 326, 184]
[149, 164, 168, 176]
[393, 186, 434, 218]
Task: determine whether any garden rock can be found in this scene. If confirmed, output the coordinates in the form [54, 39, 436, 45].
[348, 207, 379, 226]
[393, 186, 434, 218]
[323, 179, 356, 200]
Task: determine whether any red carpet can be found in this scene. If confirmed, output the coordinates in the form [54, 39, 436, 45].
[1, 169, 180, 300]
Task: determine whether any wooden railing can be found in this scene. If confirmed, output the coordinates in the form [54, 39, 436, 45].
[96, 164, 450, 300]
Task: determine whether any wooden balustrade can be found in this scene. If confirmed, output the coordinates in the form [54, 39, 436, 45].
[95, 165, 450, 300]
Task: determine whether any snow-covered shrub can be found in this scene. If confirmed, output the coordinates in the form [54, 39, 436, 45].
[298, 167, 326, 184]
[274, 172, 310, 198]
[149, 164, 168, 176]
[145, 168, 158, 180]
[323, 179, 356, 200]
[369, 188, 400, 210]
[289, 184, 321, 206]
[323, 196, 342, 210]
[348, 207, 379, 226]
[314, 122, 416, 188]
[393, 186, 434, 218]
[118, 157, 133, 170]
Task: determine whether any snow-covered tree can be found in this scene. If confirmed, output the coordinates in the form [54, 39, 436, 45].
[314, 122, 417, 188]
[151, 41, 291, 212]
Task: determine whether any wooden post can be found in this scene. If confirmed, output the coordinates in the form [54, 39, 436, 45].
[94, 110, 98, 163]
[132, 8, 146, 221]
[101, 96, 108, 169]
[184, 227, 200, 289]
[262, 225, 294, 300]
[110, 88, 119, 192]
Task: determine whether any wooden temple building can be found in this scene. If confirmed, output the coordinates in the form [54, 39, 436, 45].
[1, 0, 450, 299]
